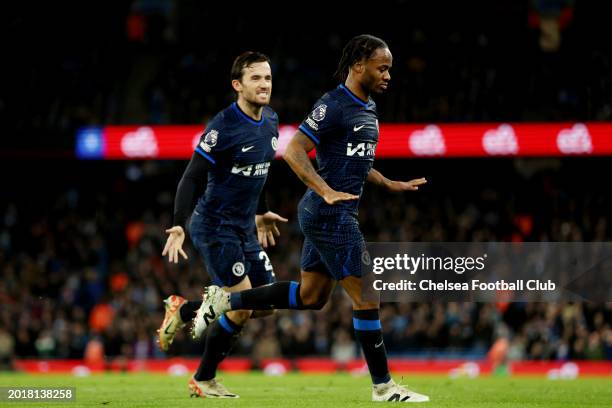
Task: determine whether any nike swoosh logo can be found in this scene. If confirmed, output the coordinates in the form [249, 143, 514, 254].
[375, 340, 384, 348]
[241, 146, 254, 152]
[353, 124, 366, 132]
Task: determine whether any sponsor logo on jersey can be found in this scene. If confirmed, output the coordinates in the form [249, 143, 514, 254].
[232, 262, 245, 277]
[231, 161, 271, 177]
[271, 137, 278, 151]
[200, 129, 218, 152]
[241, 145, 254, 152]
[346, 142, 376, 157]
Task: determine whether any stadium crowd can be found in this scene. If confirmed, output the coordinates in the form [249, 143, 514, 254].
[0, 159, 610, 368]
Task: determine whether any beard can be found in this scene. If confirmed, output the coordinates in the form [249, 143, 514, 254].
[244, 93, 270, 107]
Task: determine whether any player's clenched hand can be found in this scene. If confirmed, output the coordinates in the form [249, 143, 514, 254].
[322, 189, 359, 205]
[256, 211, 288, 248]
[385, 177, 427, 192]
[162, 226, 188, 264]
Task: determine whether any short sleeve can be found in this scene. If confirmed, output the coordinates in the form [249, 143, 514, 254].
[298, 98, 342, 145]
[194, 116, 228, 165]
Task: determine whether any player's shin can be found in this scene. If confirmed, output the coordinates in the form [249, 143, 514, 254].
[229, 281, 303, 310]
[195, 314, 243, 381]
[353, 309, 391, 385]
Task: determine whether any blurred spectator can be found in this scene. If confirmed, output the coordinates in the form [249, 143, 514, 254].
[89, 301, 115, 333]
[529, 0, 574, 52]
[252, 327, 282, 363]
[331, 329, 356, 363]
[0, 326, 15, 370]
[84, 335, 104, 364]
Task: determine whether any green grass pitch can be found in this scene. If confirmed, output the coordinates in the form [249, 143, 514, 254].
[1, 372, 610, 407]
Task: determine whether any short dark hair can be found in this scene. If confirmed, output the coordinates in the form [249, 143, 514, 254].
[230, 51, 271, 82]
[334, 34, 388, 82]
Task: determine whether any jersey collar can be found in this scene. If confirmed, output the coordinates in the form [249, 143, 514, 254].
[339, 84, 369, 107]
[232, 102, 265, 126]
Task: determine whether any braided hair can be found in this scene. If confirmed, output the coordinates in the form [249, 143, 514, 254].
[334, 34, 388, 82]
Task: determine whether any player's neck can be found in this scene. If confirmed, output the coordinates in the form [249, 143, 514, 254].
[236, 98, 263, 121]
[344, 77, 369, 102]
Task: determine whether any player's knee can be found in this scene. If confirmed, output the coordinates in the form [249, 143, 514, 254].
[309, 298, 328, 310]
[226, 309, 252, 325]
[300, 290, 328, 310]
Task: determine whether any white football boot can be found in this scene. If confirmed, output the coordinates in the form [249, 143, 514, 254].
[191, 285, 231, 340]
[372, 379, 430, 403]
[188, 376, 239, 398]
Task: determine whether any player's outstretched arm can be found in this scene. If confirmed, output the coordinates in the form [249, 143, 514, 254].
[162, 226, 188, 264]
[162, 153, 211, 263]
[283, 130, 358, 205]
[367, 168, 427, 192]
[254, 175, 288, 247]
[256, 211, 288, 248]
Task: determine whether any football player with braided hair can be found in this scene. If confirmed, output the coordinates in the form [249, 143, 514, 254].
[193, 35, 429, 403]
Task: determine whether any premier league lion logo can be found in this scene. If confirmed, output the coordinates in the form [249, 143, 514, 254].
[311, 104, 327, 122]
[200, 129, 218, 152]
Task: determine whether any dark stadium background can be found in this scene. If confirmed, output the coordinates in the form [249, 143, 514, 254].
[1, 0, 611, 372]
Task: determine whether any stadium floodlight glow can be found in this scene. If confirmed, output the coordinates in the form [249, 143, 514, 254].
[76, 122, 612, 159]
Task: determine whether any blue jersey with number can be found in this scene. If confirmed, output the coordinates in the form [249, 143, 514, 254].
[194, 102, 279, 233]
[297, 84, 379, 218]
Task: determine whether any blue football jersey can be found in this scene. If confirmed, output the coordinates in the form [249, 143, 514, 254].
[194, 102, 279, 232]
[298, 84, 379, 217]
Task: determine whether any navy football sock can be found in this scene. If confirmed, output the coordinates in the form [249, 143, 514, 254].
[179, 300, 201, 322]
[229, 281, 302, 310]
[194, 314, 243, 381]
[353, 309, 391, 385]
